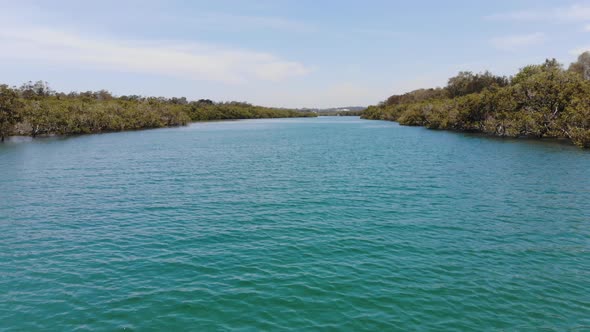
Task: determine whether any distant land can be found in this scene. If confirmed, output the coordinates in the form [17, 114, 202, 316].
[301, 106, 366, 116]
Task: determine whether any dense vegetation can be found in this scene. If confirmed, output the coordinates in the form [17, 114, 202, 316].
[0, 82, 315, 141]
[308, 106, 365, 116]
[317, 110, 364, 116]
[362, 52, 590, 148]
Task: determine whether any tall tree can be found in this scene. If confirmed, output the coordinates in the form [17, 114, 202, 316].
[0, 85, 22, 141]
[568, 51, 590, 80]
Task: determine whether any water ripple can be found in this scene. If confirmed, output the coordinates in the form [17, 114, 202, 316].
[1, 117, 589, 331]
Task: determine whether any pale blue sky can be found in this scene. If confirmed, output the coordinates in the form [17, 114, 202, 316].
[1, 0, 589, 107]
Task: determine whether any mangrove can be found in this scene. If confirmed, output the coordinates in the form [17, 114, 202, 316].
[0, 82, 316, 141]
[361, 52, 590, 148]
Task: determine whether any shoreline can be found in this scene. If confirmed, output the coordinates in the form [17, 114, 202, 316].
[1, 116, 320, 142]
[362, 117, 580, 148]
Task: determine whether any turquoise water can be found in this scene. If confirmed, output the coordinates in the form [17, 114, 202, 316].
[1, 117, 589, 331]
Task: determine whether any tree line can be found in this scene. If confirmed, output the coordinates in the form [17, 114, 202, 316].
[317, 110, 364, 116]
[361, 52, 590, 148]
[0, 82, 316, 141]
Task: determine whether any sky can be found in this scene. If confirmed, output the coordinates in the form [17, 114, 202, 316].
[0, 0, 589, 108]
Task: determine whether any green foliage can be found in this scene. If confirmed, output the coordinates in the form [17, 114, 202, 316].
[0, 83, 315, 140]
[383, 88, 447, 106]
[561, 83, 590, 148]
[362, 54, 590, 148]
[447, 71, 508, 98]
[186, 101, 315, 121]
[0, 85, 23, 141]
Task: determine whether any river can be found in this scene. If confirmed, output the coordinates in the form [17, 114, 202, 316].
[1, 117, 589, 330]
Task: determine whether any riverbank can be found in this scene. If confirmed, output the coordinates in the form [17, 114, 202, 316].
[0, 81, 316, 141]
[361, 53, 590, 149]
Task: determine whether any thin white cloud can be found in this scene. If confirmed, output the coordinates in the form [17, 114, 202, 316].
[486, 3, 590, 22]
[490, 33, 546, 51]
[585, 24, 590, 31]
[185, 12, 315, 32]
[0, 25, 311, 84]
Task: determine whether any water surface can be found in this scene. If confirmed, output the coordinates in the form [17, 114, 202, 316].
[1, 117, 589, 330]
